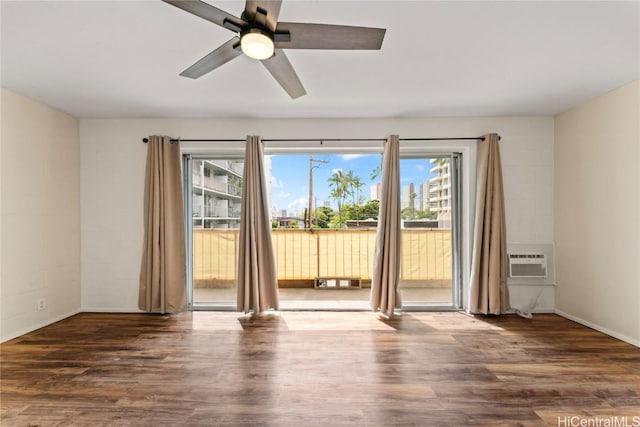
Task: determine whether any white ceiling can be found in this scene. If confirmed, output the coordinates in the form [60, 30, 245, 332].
[1, 1, 638, 119]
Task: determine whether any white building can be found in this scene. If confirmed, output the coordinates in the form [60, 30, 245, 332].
[370, 183, 381, 201]
[192, 159, 244, 229]
[419, 181, 430, 211]
[427, 159, 451, 222]
[401, 183, 415, 210]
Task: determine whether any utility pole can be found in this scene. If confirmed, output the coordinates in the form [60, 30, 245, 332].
[308, 155, 328, 228]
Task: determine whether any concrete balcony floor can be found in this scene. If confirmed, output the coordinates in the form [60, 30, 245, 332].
[194, 286, 453, 310]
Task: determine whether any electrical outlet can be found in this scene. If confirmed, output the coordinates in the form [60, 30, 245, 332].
[37, 298, 46, 311]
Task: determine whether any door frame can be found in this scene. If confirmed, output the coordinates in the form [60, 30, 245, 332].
[181, 139, 477, 312]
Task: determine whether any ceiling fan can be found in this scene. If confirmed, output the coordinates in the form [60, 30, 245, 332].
[162, 0, 386, 99]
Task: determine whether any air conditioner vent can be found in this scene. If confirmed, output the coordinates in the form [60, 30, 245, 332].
[508, 254, 547, 278]
[314, 277, 362, 289]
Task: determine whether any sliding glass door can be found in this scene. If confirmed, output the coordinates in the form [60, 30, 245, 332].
[185, 155, 244, 309]
[399, 154, 461, 309]
[184, 150, 462, 310]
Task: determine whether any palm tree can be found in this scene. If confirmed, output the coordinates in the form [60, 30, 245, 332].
[346, 171, 365, 220]
[328, 169, 350, 227]
[346, 171, 363, 204]
[410, 192, 418, 219]
[370, 164, 382, 182]
[434, 157, 448, 168]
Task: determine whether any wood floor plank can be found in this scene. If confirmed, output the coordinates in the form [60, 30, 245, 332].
[1, 312, 639, 426]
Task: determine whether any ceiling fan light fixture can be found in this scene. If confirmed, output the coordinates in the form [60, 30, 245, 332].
[241, 28, 274, 60]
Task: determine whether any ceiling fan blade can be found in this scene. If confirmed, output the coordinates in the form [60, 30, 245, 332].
[243, 1, 282, 32]
[180, 37, 242, 79]
[274, 23, 386, 50]
[261, 50, 306, 99]
[162, 0, 247, 33]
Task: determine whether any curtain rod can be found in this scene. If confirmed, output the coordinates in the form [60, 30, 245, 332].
[142, 136, 498, 143]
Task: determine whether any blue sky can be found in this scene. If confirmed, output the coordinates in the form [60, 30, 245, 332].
[269, 154, 438, 215]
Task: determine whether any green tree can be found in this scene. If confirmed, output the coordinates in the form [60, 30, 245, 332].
[435, 158, 448, 167]
[341, 199, 380, 221]
[346, 171, 364, 220]
[359, 199, 380, 220]
[370, 164, 381, 182]
[409, 192, 418, 219]
[290, 220, 299, 229]
[416, 208, 436, 220]
[401, 207, 414, 220]
[329, 215, 343, 228]
[346, 171, 364, 205]
[340, 204, 358, 222]
[328, 169, 351, 228]
[313, 206, 334, 228]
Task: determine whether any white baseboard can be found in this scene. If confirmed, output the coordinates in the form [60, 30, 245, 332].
[1, 309, 80, 343]
[554, 309, 640, 348]
[506, 308, 555, 314]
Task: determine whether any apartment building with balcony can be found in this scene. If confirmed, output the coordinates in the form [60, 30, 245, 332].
[192, 159, 244, 229]
[427, 159, 451, 224]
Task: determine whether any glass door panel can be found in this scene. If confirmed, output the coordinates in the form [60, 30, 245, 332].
[270, 153, 381, 310]
[399, 155, 460, 308]
[189, 157, 244, 308]
[185, 151, 461, 311]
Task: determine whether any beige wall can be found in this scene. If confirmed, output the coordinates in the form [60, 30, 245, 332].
[1, 88, 80, 342]
[4, 82, 637, 343]
[80, 117, 554, 312]
[555, 80, 640, 346]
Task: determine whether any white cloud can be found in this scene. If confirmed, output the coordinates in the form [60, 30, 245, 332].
[287, 197, 307, 213]
[416, 164, 426, 172]
[271, 175, 283, 188]
[331, 168, 343, 175]
[278, 191, 291, 199]
[339, 154, 366, 161]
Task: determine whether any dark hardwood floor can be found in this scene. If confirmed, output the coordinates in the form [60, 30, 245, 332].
[1, 312, 639, 426]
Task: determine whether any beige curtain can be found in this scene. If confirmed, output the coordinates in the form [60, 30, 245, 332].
[469, 133, 509, 314]
[139, 135, 187, 313]
[370, 135, 402, 316]
[237, 136, 280, 313]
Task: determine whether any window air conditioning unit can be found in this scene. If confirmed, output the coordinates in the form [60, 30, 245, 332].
[508, 254, 547, 278]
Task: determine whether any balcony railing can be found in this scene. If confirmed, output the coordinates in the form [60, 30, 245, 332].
[193, 228, 451, 287]
[203, 176, 227, 193]
[193, 173, 242, 197]
[193, 206, 242, 219]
